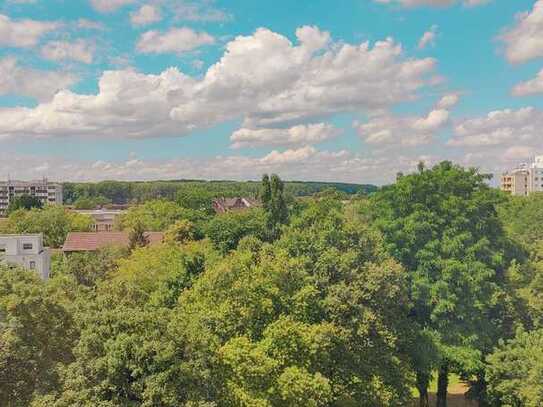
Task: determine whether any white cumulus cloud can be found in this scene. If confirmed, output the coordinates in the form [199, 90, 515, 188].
[90, 0, 135, 13]
[172, 0, 231, 22]
[450, 107, 543, 147]
[230, 123, 341, 149]
[357, 93, 458, 146]
[375, 0, 488, 8]
[512, 68, 543, 96]
[136, 27, 215, 54]
[0, 148, 432, 185]
[0, 26, 437, 141]
[77, 19, 105, 30]
[0, 57, 77, 102]
[41, 40, 94, 64]
[0, 13, 58, 48]
[418, 25, 438, 49]
[501, 0, 543, 64]
[131, 4, 162, 26]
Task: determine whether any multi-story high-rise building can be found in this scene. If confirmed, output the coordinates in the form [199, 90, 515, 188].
[501, 156, 543, 196]
[0, 178, 63, 216]
[0, 234, 51, 279]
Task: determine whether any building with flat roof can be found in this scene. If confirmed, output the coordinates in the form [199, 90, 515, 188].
[0, 178, 63, 216]
[0, 234, 51, 279]
[73, 209, 125, 232]
[501, 167, 529, 196]
[501, 156, 543, 196]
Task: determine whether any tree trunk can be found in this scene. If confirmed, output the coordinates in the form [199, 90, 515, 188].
[436, 363, 449, 407]
[416, 371, 430, 407]
[473, 372, 491, 407]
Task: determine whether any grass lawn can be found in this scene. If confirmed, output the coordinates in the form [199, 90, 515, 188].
[410, 374, 479, 407]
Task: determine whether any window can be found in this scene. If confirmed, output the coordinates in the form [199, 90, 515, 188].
[23, 243, 33, 250]
[29, 261, 36, 270]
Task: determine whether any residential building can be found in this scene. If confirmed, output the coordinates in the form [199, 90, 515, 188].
[62, 231, 164, 253]
[212, 197, 260, 214]
[501, 167, 530, 196]
[501, 156, 543, 196]
[0, 234, 51, 279]
[73, 209, 125, 232]
[0, 178, 63, 216]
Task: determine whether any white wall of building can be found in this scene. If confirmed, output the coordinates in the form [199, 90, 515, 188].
[0, 179, 63, 216]
[0, 234, 50, 279]
[502, 155, 543, 196]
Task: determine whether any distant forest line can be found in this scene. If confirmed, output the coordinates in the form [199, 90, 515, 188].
[63, 179, 378, 205]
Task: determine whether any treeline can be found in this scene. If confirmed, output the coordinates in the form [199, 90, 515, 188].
[0, 165, 542, 406]
[63, 179, 377, 207]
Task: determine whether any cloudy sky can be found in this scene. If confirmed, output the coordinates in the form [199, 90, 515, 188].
[0, 0, 542, 184]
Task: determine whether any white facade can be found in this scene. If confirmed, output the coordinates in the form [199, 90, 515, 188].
[501, 156, 543, 196]
[0, 179, 63, 216]
[0, 234, 50, 279]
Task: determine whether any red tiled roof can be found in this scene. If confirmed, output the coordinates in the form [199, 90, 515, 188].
[62, 232, 163, 252]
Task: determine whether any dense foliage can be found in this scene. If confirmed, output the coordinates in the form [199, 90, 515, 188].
[0, 166, 542, 406]
[117, 199, 209, 232]
[0, 206, 93, 247]
[370, 162, 518, 406]
[6, 194, 43, 214]
[486, 328, 543, 406]
[63, 180, 377, 206]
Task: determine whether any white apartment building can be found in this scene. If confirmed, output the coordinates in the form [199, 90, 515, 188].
[0, 234, 51, 279]
[0, 178, 63, 216]
[501, 156, 543, 196]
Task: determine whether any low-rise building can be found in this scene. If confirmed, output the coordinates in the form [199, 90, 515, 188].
[0, 178, 63, 216]
[501, 167, 530, 196]
[212, 197, 260, 214]
[62, 231, 164, 253]
[501, 156, 543, 196]
[0, 234, 50, 279]
[73, 209, 124, 232]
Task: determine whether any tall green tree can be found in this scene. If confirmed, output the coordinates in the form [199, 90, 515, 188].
[4, 206, 93, 248]
[260, 174, 288, 238]
[118, 199, 208, 232]
[204, 208, 267, 254]
[34, 242, 217, 406]
[128, 220, 150, 251]
[0, 266, 76, 406]
[7, 194, 43, 214]
[371, 161, 515, 407]
[173, 196, 416, 406]
[261, 174, 272, 212]
[73, 195, 111, 210]
[486, 328, 543, 407]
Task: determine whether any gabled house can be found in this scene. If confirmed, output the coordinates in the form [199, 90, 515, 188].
[212, 197, 260, 214]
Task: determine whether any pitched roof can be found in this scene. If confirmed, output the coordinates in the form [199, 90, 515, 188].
[212, 197, 260, 214]
[62, 231, 163, 252]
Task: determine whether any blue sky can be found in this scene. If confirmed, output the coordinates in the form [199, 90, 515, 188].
[1, 0, 542, 184]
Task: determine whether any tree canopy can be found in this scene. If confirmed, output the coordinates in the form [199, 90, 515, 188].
[370, 161, 518, 406]
[0, 167, 541, 407]
[2, 206, 93, 248]
[6, 194, 43, 214]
